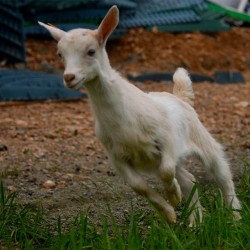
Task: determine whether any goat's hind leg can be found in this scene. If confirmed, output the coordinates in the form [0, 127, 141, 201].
[115, 161, 176, 223]
[198, 140, 241, 220]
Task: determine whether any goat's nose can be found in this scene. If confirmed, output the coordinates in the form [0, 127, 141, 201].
[64, 74, 75, 83]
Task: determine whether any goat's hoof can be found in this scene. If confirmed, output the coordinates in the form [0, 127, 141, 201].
[164, 211, 177, 224]
[188, 219, 201, 228]
[233, 211, 241, 221]
[165, 180, 182, 207]
[168, 214, 177, 224]
[188, 218, 200, 228]
[166, 190, 182, 207]
[169, 195, 181, 207]
[187, 210, 203, 228]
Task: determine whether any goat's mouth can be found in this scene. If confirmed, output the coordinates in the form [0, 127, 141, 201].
[66, 78, 85, 90]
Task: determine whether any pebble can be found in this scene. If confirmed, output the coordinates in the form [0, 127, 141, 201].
[235, 101, 249, 108]
[43, 180, 56, 189]
[57, 181, 68, 188]
[62, 173, 88, 181]
[7, 185, 16, 192]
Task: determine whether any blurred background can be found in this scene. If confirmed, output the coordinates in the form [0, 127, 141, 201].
[0, 0, 250, 101]
[1, 1, 250, 62]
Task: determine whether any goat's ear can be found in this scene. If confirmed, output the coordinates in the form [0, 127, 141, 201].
[38, 21, 66, 41]
[98, 5, 119, 45]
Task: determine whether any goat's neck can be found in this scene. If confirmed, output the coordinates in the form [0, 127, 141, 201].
[83, 54, 125, 121]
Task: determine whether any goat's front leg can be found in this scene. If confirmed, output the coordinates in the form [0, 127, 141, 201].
[114, 160, 176, 223]
[176, 167, 203, 226]
[158, 155, 182, 207]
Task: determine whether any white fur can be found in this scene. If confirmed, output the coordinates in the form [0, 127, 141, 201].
[39, 6, 241, 225]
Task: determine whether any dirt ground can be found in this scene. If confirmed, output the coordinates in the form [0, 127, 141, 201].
[0, 27, 250, 224]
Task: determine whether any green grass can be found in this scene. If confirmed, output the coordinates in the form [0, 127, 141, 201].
[0, 162, 250, 249]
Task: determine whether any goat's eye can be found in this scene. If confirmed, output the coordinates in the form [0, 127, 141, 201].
[57, 53, 62, 59]
[87, 49, 95, 57]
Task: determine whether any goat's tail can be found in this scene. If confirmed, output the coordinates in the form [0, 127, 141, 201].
[173, 68, 194, 106]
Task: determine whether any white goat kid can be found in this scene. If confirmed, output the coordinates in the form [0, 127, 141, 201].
[39, 6, 241, 225]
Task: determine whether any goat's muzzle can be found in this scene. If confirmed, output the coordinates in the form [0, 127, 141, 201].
[64, 74, 76, 87]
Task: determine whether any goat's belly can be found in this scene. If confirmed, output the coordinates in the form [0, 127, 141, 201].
[121, 147, 162, 172]
[98, 128, 162, 171]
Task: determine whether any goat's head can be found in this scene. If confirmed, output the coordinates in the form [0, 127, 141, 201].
[38, 6, 119, 89]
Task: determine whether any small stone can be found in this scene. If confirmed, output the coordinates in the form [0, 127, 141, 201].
[42, 169, 49, 174]
[62, 173, 73, 181]
[15, 120, 28, 127]
[7, 185, 16, 192]
[44, 133, 57, 139]
[43, 180, 56, 189]
[151, 26, 158, 33]
[57, 181, 68, 188]
[73, 174, 89, 181]
[235, 101, 249, 108]
[23, 148, 30, 154]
